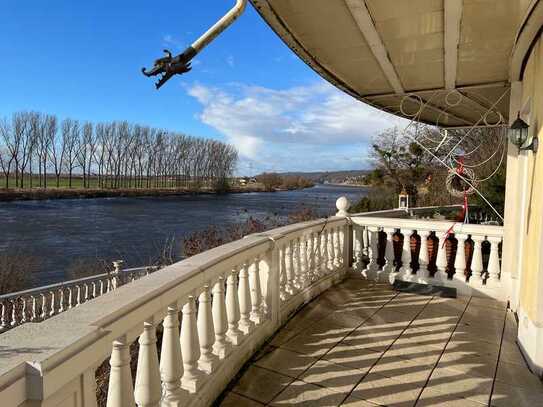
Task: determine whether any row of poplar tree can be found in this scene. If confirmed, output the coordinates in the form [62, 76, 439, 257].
[0, 111, 238, 190]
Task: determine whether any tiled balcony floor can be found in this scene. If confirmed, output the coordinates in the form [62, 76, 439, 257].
[217, 278, 543, 407]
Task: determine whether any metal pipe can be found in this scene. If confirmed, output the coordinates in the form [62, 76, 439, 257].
[142, 0, 247, 89]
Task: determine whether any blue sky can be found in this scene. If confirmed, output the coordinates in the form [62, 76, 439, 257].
[0, 1, 399, 174]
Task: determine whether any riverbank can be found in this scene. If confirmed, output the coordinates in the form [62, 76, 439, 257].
[0, 185, 272, 202]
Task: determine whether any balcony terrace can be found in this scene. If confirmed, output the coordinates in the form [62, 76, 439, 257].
[0, 198, 541, 407]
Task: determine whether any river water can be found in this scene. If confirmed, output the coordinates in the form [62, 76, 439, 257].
[0, 184, 368, 286]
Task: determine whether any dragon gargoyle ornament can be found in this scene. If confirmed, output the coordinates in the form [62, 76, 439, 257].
[142, 47, 196, 89]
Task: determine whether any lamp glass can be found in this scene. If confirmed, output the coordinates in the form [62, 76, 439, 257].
[509, 117, 529, 148]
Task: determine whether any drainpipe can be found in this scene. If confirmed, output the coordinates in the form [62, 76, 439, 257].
[142, 0, 248, 89]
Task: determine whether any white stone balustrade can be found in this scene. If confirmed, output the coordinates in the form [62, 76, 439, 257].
[0, 265, 160, 333]
[351, 215, 504, 297]
[0, 200, 504, 407]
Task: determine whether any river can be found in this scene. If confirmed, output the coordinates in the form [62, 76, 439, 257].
[0, 184, 368, 286]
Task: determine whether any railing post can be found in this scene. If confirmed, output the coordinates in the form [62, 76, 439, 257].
[112, 260, 124, 289]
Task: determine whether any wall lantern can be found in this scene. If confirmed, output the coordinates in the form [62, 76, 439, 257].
[398, 187, 409, 211]
[509, 114, 538, 153]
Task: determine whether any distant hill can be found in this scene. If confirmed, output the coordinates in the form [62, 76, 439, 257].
[276, 170, 371, 184]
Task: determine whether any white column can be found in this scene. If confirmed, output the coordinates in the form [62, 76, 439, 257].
[249, 257, 264, 324]
[106, 336, 135, 407]
[212, 277, 232, 358]
[454, 234, 468, 283]
[418, 230, 431, 280]
[315, 232, 323, 277]
[160, 305, 186, 406]
[134, 321, 162, 407]
[470, 236, 485, 287]
[435, 234, 449, 282]
[382, 228, 396, 281]
[226, 270, 244, 345]
[238, 264, 254, 335]
[180, 297, 203, 393]
[353, 227, 363, 271]
[279, 246, 288, 302]
[198, 286, 219, 374]
[486, 237, 502, 289]
[400, 229, 413, 279]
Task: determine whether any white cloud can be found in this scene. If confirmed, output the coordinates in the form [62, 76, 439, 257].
[186, 80, 405, 172]
[226, 55, 235, 68]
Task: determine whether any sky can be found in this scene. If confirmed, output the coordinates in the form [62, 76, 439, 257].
[0, 1, 401, 174]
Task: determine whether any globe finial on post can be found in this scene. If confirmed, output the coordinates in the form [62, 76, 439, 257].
[336, 196, 351, 217]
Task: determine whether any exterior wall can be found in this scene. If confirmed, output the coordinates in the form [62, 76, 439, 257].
[508, 33, 543, 376]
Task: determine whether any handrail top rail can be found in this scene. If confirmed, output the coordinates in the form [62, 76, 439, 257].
[350, 215, 503, 237]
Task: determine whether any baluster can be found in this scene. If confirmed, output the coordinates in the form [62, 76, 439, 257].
[283, 244, 293, 296]
[338, 226, 345, 265]
[249, 257, 264, 324]
[30, 296, 38, 322]
[279, 246, 287, 301]
[454, 233, 468, 283]
[382, 228, 396, 280]
[322, 228, 330, 273]
[226, 270, 244, 345]
[49, 290, 56, 317]
[486, 237, 502, 289]
[287, 240, 298, 291]
[314, 232, 322, 277]
[181, 296, 204, 392]
[293, 237, 303, 289]
[470, 236, 485, 286]
[106, 336, 135, 407]
[435, 233, 448, 281]
[68, 286, 74, 309]
[307, 232, 315, 280]
[198, 286, 219, 373]
[238, 264, 254, 335]
[331, 228, 341, 268]
[92, 281, 97, 298]
[364, 227, 379, 279]
[326, 228, 334, 270]
[21, 297, 28, 324]
[134, 321, 162, 407]
[212, 277, 231, 358]
[400, 229, 413, 279]
[10, 300, 17, 327]
[84, 283, 90, 302]
[76, 285, 82, 306]
[290, 238, 304, 292]
[100, 280, 105, 296]
[160, 304, 186, 405]
[353, 227, 362, 271]
[0, 301, 6, 332]
[40, 293, 48, 320]
[418, 230, 431, 280]
[362, 227, 370, 260]
[302, 236, 310, 285]
[58, 288, 65, 312]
